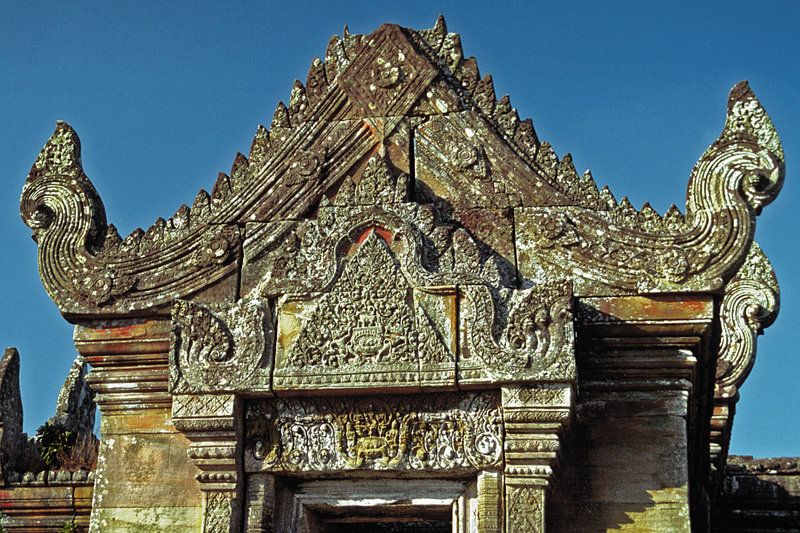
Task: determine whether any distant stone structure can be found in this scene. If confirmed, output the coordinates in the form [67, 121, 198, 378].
[2, 16, 796, 532]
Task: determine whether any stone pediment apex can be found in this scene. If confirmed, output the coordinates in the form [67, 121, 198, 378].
[20, 17, 784, 319]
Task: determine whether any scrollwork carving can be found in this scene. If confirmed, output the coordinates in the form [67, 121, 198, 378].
[170, 298, 273, 394]
[460, 281, 574, 384]
[717, 242, 779, 398]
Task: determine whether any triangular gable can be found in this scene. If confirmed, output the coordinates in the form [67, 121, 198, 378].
[21, 17, 783, 319]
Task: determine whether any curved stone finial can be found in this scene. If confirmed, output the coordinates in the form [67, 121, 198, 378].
[20, 123, 243, 318]
[716, 242, 779, 398]
[515, 81, 785, 294]
[689, 81, 784, 213]
[20, 123, 110, 309]
[21, 122, 107, 248]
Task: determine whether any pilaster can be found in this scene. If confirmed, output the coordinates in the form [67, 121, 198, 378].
[171, 394, 243, 533]
[74, 319, 202, 532]
[502, 383, 573, 532]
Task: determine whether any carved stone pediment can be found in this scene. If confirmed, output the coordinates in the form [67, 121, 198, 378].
[18, 16, 786, 532]
[21, 19, 783, 318]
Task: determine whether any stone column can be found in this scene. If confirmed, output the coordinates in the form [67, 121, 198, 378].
[76, 319, 203, 531]
[502, 383, 573, 532]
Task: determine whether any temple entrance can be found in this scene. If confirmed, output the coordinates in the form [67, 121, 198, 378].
[327, 521, 451, 532]
[264, 477, 468, 533]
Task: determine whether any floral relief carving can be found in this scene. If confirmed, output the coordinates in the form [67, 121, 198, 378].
[244, 391, 502, 473]
[286, 150, 322, 186]
[70, 267, 136, 306]
[370, 57, 403, 89]
[170, 298, 273, 394]
[451, 142, 488, 181]
[506, 485, 544, 533]
[191, 228, 236, 268]
[203, 490, 236, 533]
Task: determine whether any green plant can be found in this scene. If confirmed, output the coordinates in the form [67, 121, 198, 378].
[59, 520, 78, 533]
[0, 509, 9, 532]
[58, 432, 99, 472]
[34, 422, 76, 469]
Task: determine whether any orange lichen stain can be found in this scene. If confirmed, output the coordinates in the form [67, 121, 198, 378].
[362, 122, 376, 137]
[108, 324, 143, 338]
[350, 227, 394, 255]
[77, 320, 163, 341]
[597, 296, 711, 320]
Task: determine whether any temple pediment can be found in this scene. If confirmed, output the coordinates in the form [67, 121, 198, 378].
[20, 19, 783, 319]
[14, 16, 787, 533]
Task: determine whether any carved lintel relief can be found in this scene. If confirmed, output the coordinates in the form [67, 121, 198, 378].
[244, 392, 503, 473]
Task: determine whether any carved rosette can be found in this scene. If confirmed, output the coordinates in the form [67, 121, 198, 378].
[169, 298, 274, 394]
[244, 392, 503, 473]
[285, 150, 323, 186]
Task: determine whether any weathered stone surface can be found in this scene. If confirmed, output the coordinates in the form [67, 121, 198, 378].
[0, 482, 93, 531]
[459, 282, 574, 386]
[0, 348, 23, 483]
[12, 15, 789, 533]
[89, 410, 202, 532]
[49, 355, 95, 437]
[718, 456, 800, 532]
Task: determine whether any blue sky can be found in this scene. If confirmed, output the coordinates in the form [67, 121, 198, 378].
[1, 1, 798, 456]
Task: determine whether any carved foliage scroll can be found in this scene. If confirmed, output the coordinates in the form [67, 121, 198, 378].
[244, 391, 502, 473]
[717, 242, 779, 398]
[170, 299, 274, 394]
[460, 281, 575, 385]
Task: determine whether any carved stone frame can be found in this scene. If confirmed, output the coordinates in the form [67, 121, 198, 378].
[171, 382, 574, 533]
